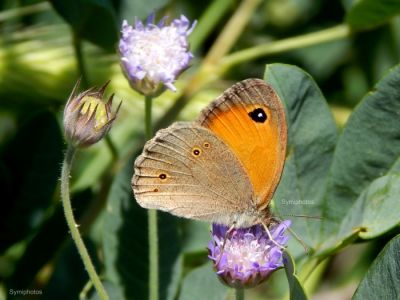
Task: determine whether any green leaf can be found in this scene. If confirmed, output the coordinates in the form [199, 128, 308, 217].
[264, 63, 338, 251]
[318, 174, 400, 253]
[321, 64, 400, 242]
[178, 263, 229, 300]
[346, 0, 400, 30]
[353, 234, 400, 299]
[283, 252, 308, 300]
[0, 111, 63, 253]
[49, 0, 118, 50]
[344, 174, 400, 240]
[103, 157, 182, 300]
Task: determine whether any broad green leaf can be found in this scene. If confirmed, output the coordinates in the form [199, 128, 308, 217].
[49, 0, 118, 50]
[178, 263, 229, 300]
[342, 174, 400, 240]
[0, 111, 63, 253]
[283, 252, 308, 300]
[321, 64, 400, 243]
[353, 234, 400, 299]
[264, 64, 338, 251]
[346, 0, 400, 30]
[103, 157, 182, 300]
[318, 174, 400, 254]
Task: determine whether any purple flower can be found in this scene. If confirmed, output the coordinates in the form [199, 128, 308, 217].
[207, 220, 291, 288]
[119, 14, 196, 96]
[63, 80, 121, 148]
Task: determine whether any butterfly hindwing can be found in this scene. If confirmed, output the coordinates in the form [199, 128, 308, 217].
[132, 122, 257, 225]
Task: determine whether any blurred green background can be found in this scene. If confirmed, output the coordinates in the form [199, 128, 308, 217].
[0, 0, 399, 299]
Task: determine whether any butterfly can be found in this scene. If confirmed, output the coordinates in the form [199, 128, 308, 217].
[132, 78, 287, 229]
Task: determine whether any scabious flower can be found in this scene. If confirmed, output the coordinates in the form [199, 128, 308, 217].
[63, 80, 121, 148]
[207, 220, 291, 289]
[119, 14, 196, 96]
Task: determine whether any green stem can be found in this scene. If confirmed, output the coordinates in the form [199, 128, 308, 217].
[145, 95, 159, 300]
[219, 24, 351, 72]
[204, 0, 262, 65]
[105, 135, 118, 161]
[145, 96, 153, 139]
[148, 209, 158, 300]
[61, 146, 108, 300]
[189, 0, 234, 52]
[72, 31, 89, 88]
[235, 288, 244, 300]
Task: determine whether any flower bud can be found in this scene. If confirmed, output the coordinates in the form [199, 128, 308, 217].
[63, 80, 121, 148]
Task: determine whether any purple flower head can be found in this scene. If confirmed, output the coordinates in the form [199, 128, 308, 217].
[207, 220, 291, 289]
[119, 13, 196, 97]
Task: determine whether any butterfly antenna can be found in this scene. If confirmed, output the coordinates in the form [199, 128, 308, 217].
[271, 216, 310, 254]
[281, 214, 323, 220]
[287, 226, 310, 254]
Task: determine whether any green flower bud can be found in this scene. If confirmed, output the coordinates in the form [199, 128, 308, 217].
[63, 80, 121, 148]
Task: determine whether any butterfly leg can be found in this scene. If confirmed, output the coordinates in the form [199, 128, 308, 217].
[261, 221, 287, 250]
[215, 223, 236, 266]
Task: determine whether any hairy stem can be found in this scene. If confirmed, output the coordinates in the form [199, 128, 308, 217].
[61, 146, 108, 300]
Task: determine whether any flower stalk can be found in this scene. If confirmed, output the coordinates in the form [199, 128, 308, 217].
[61, 146, 108, 300]
[144, 95, 159, 300]
[119, 14, 197, 299]
[235, 288, 244, 300]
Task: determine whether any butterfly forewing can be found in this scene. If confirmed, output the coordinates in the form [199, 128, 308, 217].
[197, 79, 287, 210]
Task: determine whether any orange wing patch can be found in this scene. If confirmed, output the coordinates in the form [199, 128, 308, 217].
[198, 79, 287, 209]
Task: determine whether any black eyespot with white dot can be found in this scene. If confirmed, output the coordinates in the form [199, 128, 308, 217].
[248, 108, 267, 123]
[159, 173, 167, 180]
[192, 147, 202, 157]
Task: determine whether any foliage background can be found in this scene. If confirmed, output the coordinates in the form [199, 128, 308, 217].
[0, 0, 399, 299]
